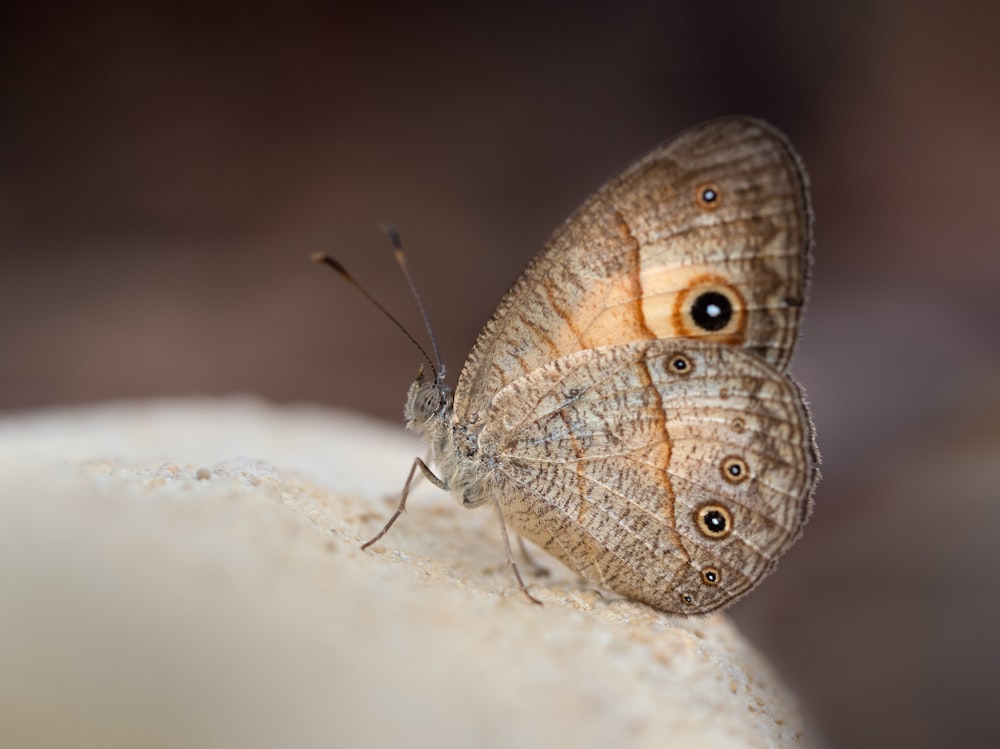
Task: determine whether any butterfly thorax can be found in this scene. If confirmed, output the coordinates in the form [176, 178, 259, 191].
[404, 373, 494, 509]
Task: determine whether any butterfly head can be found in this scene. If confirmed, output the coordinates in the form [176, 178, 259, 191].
[404, 365, 452, 434]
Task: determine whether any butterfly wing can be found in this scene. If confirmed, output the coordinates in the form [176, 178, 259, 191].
[454, 117, 811, 427]
[478, 338, 817, 615]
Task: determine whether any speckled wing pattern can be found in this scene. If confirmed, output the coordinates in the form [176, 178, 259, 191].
[453, 117, 817, 614]
[479, 339, 814, 614]
[455, 117, 811, 426]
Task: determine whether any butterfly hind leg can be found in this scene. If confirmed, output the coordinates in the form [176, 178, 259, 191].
[490, 499, 543, 606]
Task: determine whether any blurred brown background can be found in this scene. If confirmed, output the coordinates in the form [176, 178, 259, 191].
[2, 1, 998, 746]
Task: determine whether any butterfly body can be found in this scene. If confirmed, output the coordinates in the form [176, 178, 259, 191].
[399, 117, 818, 615]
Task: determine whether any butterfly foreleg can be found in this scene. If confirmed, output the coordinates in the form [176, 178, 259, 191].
[360, 456, 447, 550]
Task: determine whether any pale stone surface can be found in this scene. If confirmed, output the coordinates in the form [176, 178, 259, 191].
[0, 398, 814, 749]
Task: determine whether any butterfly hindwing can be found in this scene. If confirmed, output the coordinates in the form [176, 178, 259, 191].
[478, 338, 815, 614]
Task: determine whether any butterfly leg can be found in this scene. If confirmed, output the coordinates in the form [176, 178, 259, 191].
[404, 450, 434, 492]
[361, 457, 447, 550]
[491, 499, 542, 606]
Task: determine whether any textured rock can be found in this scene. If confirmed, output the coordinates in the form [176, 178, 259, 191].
[0, 398, 814, 748]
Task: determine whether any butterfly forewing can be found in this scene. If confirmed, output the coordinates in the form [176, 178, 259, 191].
[454, 117, 812, 428]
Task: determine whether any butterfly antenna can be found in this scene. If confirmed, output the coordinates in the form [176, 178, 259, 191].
[380, 224, 445, 381]
[311, 252, 439, 381]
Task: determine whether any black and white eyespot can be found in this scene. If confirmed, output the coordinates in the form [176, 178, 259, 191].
[690, 290, 733, 332]
[696, 183, 721, 210]
[666, 352, 694, 376]
[701, 567, 721, 586]
[695, 503, 733, 540]
[720, 455, 750, 484]
[674, 277, 746, 340]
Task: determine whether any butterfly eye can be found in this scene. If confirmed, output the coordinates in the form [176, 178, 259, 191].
[666, 353, 693, 375]
[701, 567, 721, 586]
[720, 456, 750, 484]
[730, 417, 746, 434]
[413, 386, 441, 422]
[696, 183, 721, 210]
[680, 592, 695, 605]
[695, 503, 733, 539]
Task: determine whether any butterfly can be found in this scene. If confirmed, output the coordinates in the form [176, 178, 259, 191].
[338, 117, 818, 615]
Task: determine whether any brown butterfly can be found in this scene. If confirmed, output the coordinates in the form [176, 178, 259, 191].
[335, 117, 819, 615]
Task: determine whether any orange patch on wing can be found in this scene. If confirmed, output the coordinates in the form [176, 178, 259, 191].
[574, 212, 655, 349]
